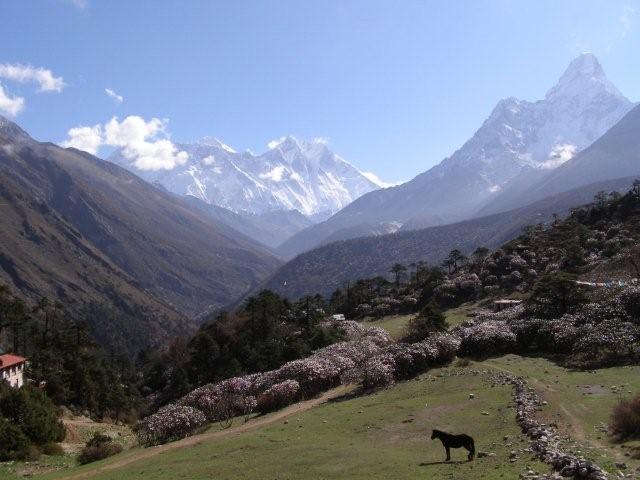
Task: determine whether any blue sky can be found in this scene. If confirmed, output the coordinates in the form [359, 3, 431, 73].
[1, 0, 639, 182]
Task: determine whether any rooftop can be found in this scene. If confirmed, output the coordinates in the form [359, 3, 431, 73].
[0, 353, 26, 369]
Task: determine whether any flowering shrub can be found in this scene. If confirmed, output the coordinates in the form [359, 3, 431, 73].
[572, 319, 640, 366]
[455, 320, 517, 358]
[256, 380, 301, 413]
[343, 333, 460, 388]
[321, 319, 392, 346]
[136, 404, 207, 445]
[619, 286, 640, 321]
[177, 376, 258, 422]
[360, 354, 396, 389]
[276, 358, 341, 396]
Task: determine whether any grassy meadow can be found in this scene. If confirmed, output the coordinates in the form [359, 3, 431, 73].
[2, 314, 638, 480]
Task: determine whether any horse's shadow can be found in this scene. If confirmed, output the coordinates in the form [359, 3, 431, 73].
[419, 461, 467, 466]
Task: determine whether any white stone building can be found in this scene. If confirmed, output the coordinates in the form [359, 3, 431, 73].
[0, 353, 26, 388]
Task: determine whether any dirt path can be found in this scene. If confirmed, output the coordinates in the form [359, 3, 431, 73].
[557, 402, 626, 463]
[484, 360, 626, 464]
[56, 386, 352, 480]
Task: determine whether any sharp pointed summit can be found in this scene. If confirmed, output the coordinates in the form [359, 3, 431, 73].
[278, 55, 635, 258]
[546, 53, 625, 101]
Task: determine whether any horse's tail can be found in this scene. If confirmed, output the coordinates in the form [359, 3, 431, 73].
[470, 438, 475, 456]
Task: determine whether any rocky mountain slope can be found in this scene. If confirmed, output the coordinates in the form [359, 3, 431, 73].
[0, 117, 281, 354]
[479, 103, 640, 216]
[261, 176, 637, 299]
[279, 54, 634, 258]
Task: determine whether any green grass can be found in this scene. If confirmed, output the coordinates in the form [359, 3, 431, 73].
[363, 301, 485, 341]
[0, 453, 72, 479]
[483, 355, 640, 473]
[32, 356, 640, 480]
[39, 364, 550, 480]
[444, 301, 485, 327]
[363, 314, 414, 340]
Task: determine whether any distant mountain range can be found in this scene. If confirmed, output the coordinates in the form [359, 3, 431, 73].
[2, 53, 638, 353]
[0, 116, 281, 354]
[109, 135, 382, 223]
[279, 54, 635, 258]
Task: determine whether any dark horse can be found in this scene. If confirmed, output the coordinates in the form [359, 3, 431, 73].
[431, 429, 475, 461]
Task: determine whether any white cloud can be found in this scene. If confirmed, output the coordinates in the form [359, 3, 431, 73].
[61, 115, 189, 170]
[105, 116, 189, 170]
[540, 143, 577, 169]
[620, 4, 637, 36]
[201, 155, 215, 165]
[61, 124, 103, 154]
[105, 88, 123, 103]
[313, 137, 329, 145]
[260, 165, 287, 182]
[267, 137, 286, 150]
[0, 64, 65, 92]
[60, 0, 87, 9]
[0, 84, 25, 116]
[362, 171, 402, 188]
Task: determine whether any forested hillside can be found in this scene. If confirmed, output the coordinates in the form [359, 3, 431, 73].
[262, 176, 637, 300]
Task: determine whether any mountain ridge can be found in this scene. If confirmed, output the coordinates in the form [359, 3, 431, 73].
[109, 135, 382, 221]
[278, 53, 634, 258]
[0, 116, 281, 354]
[261, 175, 639, 300]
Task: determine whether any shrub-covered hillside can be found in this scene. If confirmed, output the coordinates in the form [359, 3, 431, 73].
[261, 176, 639, 299]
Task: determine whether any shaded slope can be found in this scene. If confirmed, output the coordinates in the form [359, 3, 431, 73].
[0, 119, 281, 353]
[183, 195, 312, 250]
[264, 177, 636, 299]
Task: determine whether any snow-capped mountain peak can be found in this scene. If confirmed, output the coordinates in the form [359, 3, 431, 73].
[109, 135, 382, 220]
[545, 52, 624, 101]
[199, 136, 237, 153]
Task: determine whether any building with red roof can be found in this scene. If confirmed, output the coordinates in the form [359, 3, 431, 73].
[0, 353, 26, 388]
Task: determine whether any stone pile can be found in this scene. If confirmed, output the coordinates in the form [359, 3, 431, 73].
[492, 372, 610, 480]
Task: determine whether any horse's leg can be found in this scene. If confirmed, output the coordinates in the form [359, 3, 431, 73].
[445, 445, 450, 462]
[467, 440, 475, 461]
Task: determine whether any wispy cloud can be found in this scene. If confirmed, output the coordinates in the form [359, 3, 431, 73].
[105, 88, 124, 103]
[619, 4, 638, 37]
[0, 64, 64, 116]
[62, 0, 88, 9]
[0, 64, 65, 92]
[61, 116, 189, 170]
[0, 84, 25, 116]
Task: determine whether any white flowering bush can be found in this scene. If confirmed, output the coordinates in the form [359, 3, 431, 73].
[256, 380, 301, 413]
[360, 354, 396, 389]
[136, 404, 207, 445]
[455, 320, 517, 357]
[573, 319, 640, 366]
[321, 319, 392, 346]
